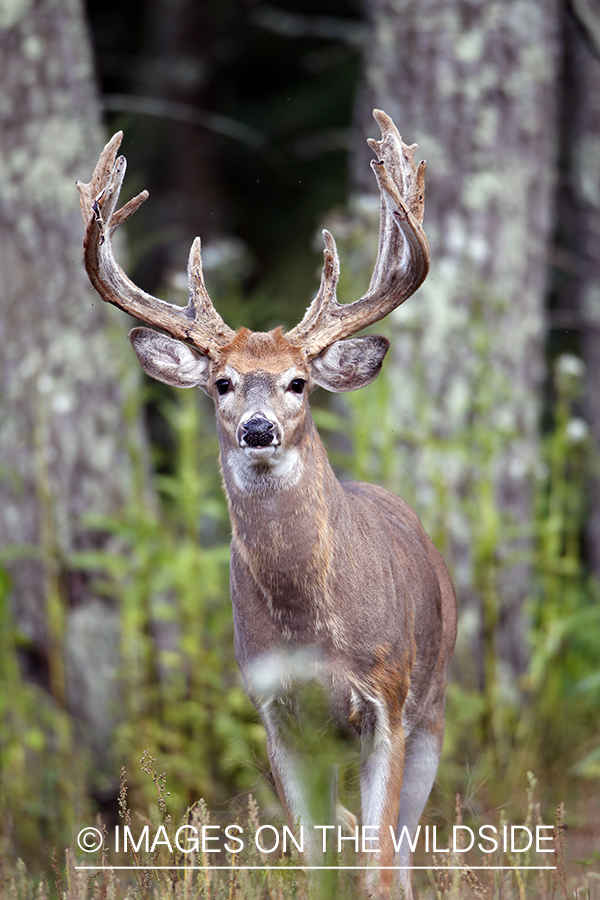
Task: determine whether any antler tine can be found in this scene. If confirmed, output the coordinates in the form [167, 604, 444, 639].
[287, 110, 430, 359]
[292, 229, 341, 337]
[77, 134, 235, 356]
[77, 130, 124, 225]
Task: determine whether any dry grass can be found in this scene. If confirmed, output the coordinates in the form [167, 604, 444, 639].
[2, 762, 598, 900]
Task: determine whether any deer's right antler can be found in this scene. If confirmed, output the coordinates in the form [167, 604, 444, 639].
[77, 132, 235, 357]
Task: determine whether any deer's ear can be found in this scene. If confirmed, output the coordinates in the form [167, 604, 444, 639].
[310, 335, 390, 393]
[129, 327, 210, 390]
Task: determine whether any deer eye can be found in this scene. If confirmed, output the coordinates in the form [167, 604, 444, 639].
[289, 378, 306, 394]
[215, 379, 231, 396]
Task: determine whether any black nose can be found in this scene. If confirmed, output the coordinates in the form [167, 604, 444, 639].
[243, 416, 274, 447]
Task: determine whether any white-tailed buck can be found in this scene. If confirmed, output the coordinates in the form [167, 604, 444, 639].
[78, 111, 456, 899]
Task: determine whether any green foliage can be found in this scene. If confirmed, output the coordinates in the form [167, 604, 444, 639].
[0, 564, 89, 872]
[335, 333, 600, 802]
[71, 386, 266, 817]
[0, 384, 264, 879]
[521, 356, 600, 778]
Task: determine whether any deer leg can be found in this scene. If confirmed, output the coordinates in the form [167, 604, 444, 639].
[394, 711, 445, 897]
[360, 719, 405, 900]
[262, 707, 337, 864]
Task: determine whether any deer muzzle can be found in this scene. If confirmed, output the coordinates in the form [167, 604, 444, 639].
[240, 414, 278, 448]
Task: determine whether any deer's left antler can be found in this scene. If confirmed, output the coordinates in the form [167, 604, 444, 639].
[287, 109, 430, 358]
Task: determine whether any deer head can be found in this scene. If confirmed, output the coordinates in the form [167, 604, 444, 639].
[76, 111, 429, 467]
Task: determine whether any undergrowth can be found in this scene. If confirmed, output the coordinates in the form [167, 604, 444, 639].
[3, 759, 597, 900]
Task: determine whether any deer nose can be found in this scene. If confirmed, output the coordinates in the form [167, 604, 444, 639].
[241, 415, 275, 448]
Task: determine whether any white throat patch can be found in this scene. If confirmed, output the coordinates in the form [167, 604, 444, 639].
[227, 446, 301, 492]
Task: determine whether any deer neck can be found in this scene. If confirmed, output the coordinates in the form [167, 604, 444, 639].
[219, 413, 344, 576]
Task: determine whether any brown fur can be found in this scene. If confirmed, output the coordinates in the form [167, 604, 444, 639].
[220, 397, 456, 899]
[216, 327, 306, 373]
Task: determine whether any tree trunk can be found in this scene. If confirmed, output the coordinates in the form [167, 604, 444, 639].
[0, 0, 146, 760]
[554, 2, 600, 576]
[351, 0, 561, 730]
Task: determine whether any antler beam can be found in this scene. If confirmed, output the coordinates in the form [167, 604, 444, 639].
[77, 132, 234, 356]
[286, 109, 430, 359]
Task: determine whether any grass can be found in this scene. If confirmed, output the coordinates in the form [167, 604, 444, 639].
[3, 760, 597, 900]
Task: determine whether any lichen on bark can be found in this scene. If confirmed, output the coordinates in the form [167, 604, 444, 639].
[0, 0, 147, 756]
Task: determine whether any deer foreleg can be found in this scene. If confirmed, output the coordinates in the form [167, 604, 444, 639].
[360, 720, 405, 899]
[262, 707, 336, 864]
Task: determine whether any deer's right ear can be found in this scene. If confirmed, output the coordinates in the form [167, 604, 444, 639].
[129, 327, 210, 390]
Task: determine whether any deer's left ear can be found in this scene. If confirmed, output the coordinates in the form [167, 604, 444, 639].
[310, 335, 390, 393]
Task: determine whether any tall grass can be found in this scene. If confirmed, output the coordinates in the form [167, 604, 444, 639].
[2, 759, 586, 900]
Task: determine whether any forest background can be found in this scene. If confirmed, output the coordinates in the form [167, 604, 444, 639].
[1, 0, 600, 897]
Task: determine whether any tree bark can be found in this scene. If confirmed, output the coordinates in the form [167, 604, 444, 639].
[352, 0, 561, 715]
[0, 0, 146, 757]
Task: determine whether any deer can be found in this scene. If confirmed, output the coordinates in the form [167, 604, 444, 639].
[77, 110, 457, 899]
